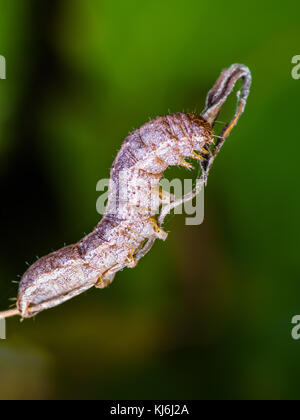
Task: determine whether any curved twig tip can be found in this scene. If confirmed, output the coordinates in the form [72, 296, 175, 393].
[202, 63, 252, 127]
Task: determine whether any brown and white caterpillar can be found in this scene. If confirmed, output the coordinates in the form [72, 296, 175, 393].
[0, 64, 251, 319]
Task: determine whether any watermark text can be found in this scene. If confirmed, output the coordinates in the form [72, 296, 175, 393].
[292, 56, 300, 80]
[0, 55, 6, 79]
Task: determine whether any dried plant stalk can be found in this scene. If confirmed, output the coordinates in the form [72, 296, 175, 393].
[0, 64, 251, 320]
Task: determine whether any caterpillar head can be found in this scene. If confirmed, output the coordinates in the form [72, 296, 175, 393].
[185, 113, 214, 151]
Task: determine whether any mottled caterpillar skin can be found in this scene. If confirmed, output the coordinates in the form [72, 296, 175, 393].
[17, 113, 213, 318]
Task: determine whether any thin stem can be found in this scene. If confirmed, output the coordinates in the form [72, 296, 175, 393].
[202, 63, 251, 126]
[0, 308, 20, 319]
[0, 64, 251, 319]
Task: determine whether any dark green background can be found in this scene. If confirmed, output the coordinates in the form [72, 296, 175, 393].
[0, 0, 299, 400]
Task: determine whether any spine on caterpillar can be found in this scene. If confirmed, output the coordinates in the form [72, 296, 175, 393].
[17, 113, 213, 317]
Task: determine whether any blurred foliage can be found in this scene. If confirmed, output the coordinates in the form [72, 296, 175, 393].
[0, 0, 300, 400]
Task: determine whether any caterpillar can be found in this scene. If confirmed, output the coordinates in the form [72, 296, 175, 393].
[0, 64, 251, 319]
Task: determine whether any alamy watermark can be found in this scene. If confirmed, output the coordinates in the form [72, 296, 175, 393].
[292, 56, 300, 80]
[0, 318, 6, 339]
[0, 55, 6, 80]
[96, 171, 205, 226]
[291, 316, 300, 340]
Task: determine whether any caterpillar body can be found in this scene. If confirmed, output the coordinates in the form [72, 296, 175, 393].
[17, 113, 213, 317]
[9, 64, 251, 319]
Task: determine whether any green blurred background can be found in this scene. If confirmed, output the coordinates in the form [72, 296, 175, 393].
[0, 0, 299, 400]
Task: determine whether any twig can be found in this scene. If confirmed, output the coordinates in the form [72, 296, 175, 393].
[0, 308, 20, 319]
[0, 64, 251, 320]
